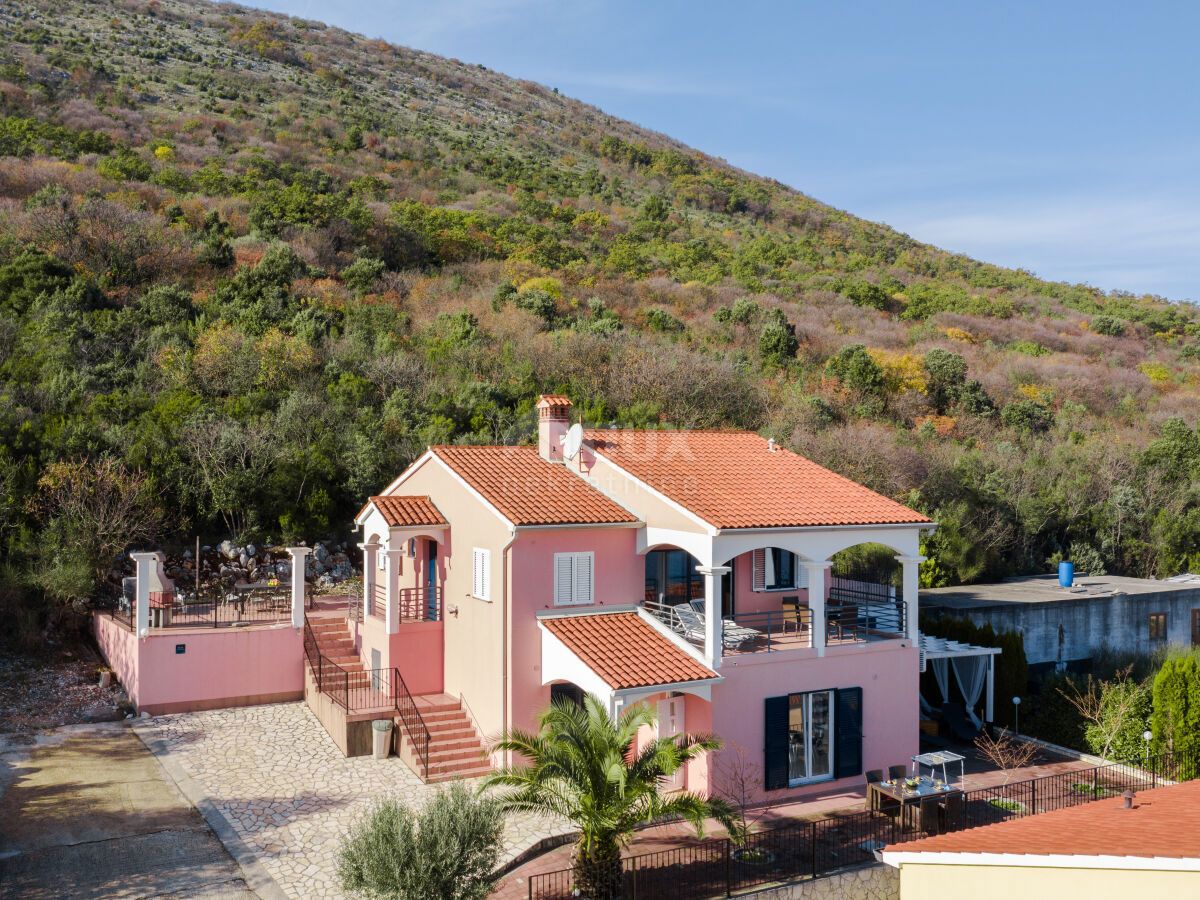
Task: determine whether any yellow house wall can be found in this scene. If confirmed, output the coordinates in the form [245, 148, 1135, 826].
[389, 456, 513, 741]
[899, 863, 1200, 900]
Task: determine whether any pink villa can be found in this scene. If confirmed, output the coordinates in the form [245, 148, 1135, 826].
[97, 395, 952, 801]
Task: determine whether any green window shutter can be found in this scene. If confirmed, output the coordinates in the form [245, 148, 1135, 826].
[834, 687, 863, 779]
[764, 695, 789, 790]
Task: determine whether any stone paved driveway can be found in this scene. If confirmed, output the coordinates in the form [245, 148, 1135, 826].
[135, 703, 566, 899]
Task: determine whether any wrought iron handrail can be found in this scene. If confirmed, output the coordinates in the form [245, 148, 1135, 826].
[392, 665, 431, 776]
[303, 617, 351, 709]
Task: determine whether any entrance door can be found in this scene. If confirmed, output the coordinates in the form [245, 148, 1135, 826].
[425, 540, 438, 620]
[658, 696, 686, 791]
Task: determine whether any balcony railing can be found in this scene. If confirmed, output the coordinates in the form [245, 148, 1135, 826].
[643, 592, 905, 655]
[110, 582, 313, 630]
[367, 584, 443, 622]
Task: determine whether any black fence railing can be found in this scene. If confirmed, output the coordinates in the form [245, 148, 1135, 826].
[826, 597, 906, 643]
[111, 582, 314, 630]
[303, 617, 431, 776]
[527, 750, 1199, 899]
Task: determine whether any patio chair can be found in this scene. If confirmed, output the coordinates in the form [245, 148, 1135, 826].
[888, 764, 908, 782]
[865, 769, 883, 810]
[940, 792, 964, 832]
[672, 605, 710, 646]
[781, 596, 808, 637]
[687, 600, 761, 649]
[919, 798, 941, 835]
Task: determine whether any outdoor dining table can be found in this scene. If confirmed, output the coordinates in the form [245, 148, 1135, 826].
[868, 775, 963, 830]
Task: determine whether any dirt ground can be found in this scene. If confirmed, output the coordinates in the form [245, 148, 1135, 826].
[0, 644, 128, 734]
[0, 723, 258, 899]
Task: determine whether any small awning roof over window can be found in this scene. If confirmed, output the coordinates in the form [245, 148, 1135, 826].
[539, 610, 720, 713]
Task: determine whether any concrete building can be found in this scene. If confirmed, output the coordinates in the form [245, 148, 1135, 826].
[922, 574, 1200, 672]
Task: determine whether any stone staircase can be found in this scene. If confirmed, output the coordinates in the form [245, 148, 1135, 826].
[401, 693, 493, 783]
[305, 616, 491, 782]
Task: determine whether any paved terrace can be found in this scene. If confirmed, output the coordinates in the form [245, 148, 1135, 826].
[134, 702, 568, 900]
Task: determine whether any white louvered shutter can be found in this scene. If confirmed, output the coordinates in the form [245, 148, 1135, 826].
[574, 553, 594, 605]
[752, 548, 766, 591]
[796, 559, 809, 589]
[473, 548, 490, 600]
[554, 554, 574, 605]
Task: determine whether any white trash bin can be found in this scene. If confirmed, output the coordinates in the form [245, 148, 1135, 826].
[372, 719, 393, 760]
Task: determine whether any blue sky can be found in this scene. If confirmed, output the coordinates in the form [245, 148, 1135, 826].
[254, 0, 1200, 301]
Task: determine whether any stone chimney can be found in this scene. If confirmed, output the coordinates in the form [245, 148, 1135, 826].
[537, 395, 572, 462]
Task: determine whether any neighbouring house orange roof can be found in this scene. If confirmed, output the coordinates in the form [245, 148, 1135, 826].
[361, 495, 447, 528]
[432, 446, 638, 527]
[540, 612, 718, 690]
[585, 430, 931, 529]
[886, 781, 1200, 860]
[536, 394, 572, 408]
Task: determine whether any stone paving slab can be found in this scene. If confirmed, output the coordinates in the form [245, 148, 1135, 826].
[135, 702, 566, 899]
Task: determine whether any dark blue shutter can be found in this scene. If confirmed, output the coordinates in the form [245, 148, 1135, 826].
[764, 695, 789, 790]
[834, 687, 863, 779]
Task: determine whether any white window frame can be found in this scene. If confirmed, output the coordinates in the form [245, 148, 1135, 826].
[472, 547, 491, 601]
[553, 551, 595, 607]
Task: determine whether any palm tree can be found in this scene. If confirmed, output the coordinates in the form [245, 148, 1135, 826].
[484, 693, 735, 899]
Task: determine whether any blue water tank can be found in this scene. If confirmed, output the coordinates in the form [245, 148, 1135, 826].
[1058, 561, 1074, 588]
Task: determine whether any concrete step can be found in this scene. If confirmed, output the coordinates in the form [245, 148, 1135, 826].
[425, 760, 493, 782]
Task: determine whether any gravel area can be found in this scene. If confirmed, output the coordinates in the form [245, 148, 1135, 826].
[0, 646, 127, 734]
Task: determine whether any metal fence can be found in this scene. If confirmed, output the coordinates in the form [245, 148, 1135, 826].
[528, 749, 1199, 899]
[111, 582, 312, 629]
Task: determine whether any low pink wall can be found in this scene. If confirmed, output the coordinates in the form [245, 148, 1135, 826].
[116, 623, 303, 714]
[709, 644, 919, 804]
[95, 614, 140, 708]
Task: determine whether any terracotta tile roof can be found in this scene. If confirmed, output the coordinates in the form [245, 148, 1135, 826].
[431, 446, 638, 527]
[585, 430, 930, 529]
[541, 612, 717, 690]
[362, 495, 447, 528]
[536, 394, 572, 408]
[887, 781, 1200, 860]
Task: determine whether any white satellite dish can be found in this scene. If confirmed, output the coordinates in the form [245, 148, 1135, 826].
[563, 422, 584, 461]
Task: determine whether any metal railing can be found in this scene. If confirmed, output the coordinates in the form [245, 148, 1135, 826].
[825, 597, 906, 644]
[303, 618, 351, 710]
[368, 585, 443, 622]
[528, 749, 1200, 899]
[394, 666, 432, 777]
[303, 616, 431, 777]
[643, 598, 814, 654]
[113, 582, 313, 630]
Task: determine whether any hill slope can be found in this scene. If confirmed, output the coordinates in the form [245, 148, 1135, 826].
[3, 0, 1200, 620]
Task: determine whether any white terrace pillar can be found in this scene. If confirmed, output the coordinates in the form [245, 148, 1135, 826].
[287, 547, 311, 629]
[803, 560, 830, 656]
[130, 551, 163, 636]
[895, 555, 926, 643]
[696, 565, 730, 669]
[358, 542, 379, 622]
[384, 547, 404, 635]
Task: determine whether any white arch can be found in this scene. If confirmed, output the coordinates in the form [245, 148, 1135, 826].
[712, 524, 923, 567]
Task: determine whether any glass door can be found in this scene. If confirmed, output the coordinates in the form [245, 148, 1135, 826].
[787, 690, 834, 785]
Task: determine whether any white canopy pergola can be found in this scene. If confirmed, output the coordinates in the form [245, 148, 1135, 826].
[919, 633, 1002, 726]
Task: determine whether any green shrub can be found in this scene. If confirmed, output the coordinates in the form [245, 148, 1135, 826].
[1091, 315, 1126, 337]
[337, 785, 503, 900]
[758, 308, 797, 364]
[1000, 399, 1054, 433]
[1151, 649, 1200, 775]
[837, 277, 891, 310]
[643, 307, 683, 333]
[825, 344, 884, 394]
[342, 257, 387, 295]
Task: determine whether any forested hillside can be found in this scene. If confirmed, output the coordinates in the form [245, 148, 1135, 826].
[4, 0, 1200, 634]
